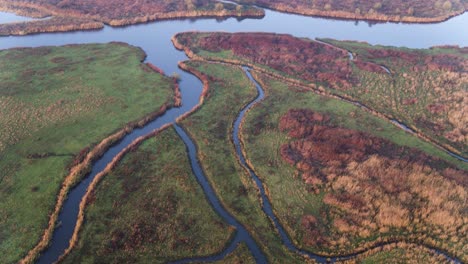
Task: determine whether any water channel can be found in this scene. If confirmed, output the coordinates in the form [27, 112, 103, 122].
[0, 6, 467, 264]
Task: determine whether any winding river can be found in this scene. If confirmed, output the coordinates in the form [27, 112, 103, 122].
[172, 124, 267, 264]
[232, 67, 462, 264]
[0, 6, 467, 264]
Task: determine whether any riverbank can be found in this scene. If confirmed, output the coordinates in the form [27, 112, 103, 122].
[240, 71, 467, 261]
[0, 0, 264, 36]
[176, 61, 306, 262]
[59, 126, 234, 263]
[172, 32, 468, 163]
[0, 43, 176, 263]
[230, 0, 467, 23]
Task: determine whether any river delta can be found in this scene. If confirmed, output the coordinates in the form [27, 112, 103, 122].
[0, 2, 467, 264]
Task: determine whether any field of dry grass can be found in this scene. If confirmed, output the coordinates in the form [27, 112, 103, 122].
[243, 72, 467, 261]
[323, 39, 468, 156]
[174, 32, 468, 157]
[0, 0, 263, 35]
[231, 0, 467, 22]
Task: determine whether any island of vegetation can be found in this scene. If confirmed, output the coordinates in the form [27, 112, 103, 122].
[172, 32, 467, 262]
[60, 59, 305, 263]
[173, 32, 468, 157]
[0, 0, 264, 35]
[177, 60, 306, 263]
[231, 0, 467, 23]
[0, 43, 176, 263]
[61, 128, 234, 263]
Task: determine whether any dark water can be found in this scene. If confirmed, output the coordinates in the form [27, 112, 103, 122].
[172, 124, 267, 264]
[0, 7, 466, 264]
[233, 68, 335, 263]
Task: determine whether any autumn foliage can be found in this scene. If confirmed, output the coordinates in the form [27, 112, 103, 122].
[0, 0, 264, 35]
[175, 32, 468, 156]
[179, 32, 371, 90]
[279, 108, 467, 259]
[231, 0, 467, 22]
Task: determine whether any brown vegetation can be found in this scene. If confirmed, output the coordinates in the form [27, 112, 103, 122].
[0, 16, 103, 36]
[177, 32, 370, 90]
[0, 0, 264, 35]
[175, 32, 468, 156]
[231, 0, 466, 22]
[279, 108, 467, 259]
[327, 40, 468, 155]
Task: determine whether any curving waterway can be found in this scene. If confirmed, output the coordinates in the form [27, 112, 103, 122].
[0, 6, 467, 264]
[172, 124, 267, 264]
[232, 67, 462, 264]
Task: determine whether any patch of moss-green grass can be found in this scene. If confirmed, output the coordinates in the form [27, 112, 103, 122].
[0, 43, 174, 263]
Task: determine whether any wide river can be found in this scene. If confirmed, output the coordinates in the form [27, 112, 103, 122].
[0, 7, 467, 264]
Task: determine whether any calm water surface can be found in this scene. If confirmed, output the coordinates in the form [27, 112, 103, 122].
[0, 11, 40, 23]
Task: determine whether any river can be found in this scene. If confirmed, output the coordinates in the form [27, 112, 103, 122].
[0, 7, 467, 264]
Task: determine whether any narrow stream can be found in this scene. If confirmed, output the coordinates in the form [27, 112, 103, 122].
[172, 124, 267, 264]
[36, 103, 187, 264]
[233, 67, 462, 264]
[35, 42, 204, 264]
[390, 119, 468, 163]
[234, 68, 338, 263]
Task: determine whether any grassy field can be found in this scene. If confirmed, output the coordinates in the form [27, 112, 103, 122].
[179, 60, 306, 262]
[174, 32, 468, 157]
[0, 43, 174, 263]
[242, 72, 467, 260]
[62, 128, 233, 263]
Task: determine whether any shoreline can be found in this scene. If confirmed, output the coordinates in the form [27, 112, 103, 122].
[236, 1, 466, 24]
[237, 71, 464, 262]
[0, 4, 264, 36]
[19, 104, 174, 264]
[56, 123, 173, 263]
[19, 54, 179, 263]
[172, 34, 467, 166]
